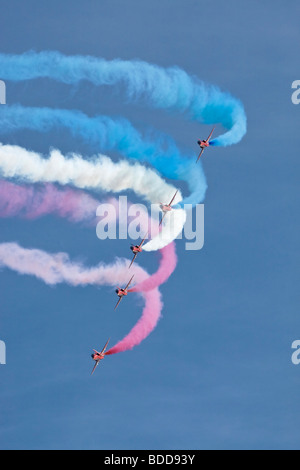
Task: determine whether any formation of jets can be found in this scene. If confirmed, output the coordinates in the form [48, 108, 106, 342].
[91, 127, 216, 374]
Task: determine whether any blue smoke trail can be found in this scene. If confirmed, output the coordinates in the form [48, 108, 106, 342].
[0, 51, 247, 146]
[0, 104, 207, 207]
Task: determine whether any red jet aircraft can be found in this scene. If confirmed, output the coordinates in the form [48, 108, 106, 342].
[159, 190, 178, 226]
[129, 235, 148, 268]
[90, 338, 110, 375]
[196, 127, 215, 162]
[115, 275, 135, 310]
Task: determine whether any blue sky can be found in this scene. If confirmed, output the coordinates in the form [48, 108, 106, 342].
[0, 0, 299, 450]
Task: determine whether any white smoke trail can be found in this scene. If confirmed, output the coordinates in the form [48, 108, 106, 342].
[0, 143, 186, 250]
[143, 197, 187, 252]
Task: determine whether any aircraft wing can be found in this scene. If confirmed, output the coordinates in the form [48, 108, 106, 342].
[101, 338, 110, 354]
[129, 252, 138, 269]
[159, 211, 167, 226]
[196, 148, 204, 162]
[139, 234, 148, 248]
[125, 275, 135, 290]
[207, 127, 215, 142]
[168, 190, 178, 206]
[114, 296, 123, 311]
[91, 360, 100, 376]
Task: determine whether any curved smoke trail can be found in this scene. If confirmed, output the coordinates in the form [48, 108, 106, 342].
[130, 243, 177, 293]
[0, 180, 100, 225]
[0, 51, 247, 358]
[0, 104, 207, 207]
[0, 180, 152, 231]
[0, 242, 147, 286]
[106, 287, 163, 356]
[0, 51, 247, 146]
[0, 143, 178, 204]
[0, 242, 164, 354]
[0, 180, 178, 288]
[0, 143, 184, 250]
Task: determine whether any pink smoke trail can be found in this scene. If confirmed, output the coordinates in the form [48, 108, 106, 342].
[106, 242, 177, 354]
[0, 181, 177, 353]
[0, 179, 156, 233]
[129, 242, 177, 293]
[0, 242, 162, 354]
[0, 180, 177, 291]
[0, 179, 178, 353]
[0, 242, 147, 286]
[0, 180, 99, 225]
[106, 288, 163, 355]
[0, 179, 157, 234]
